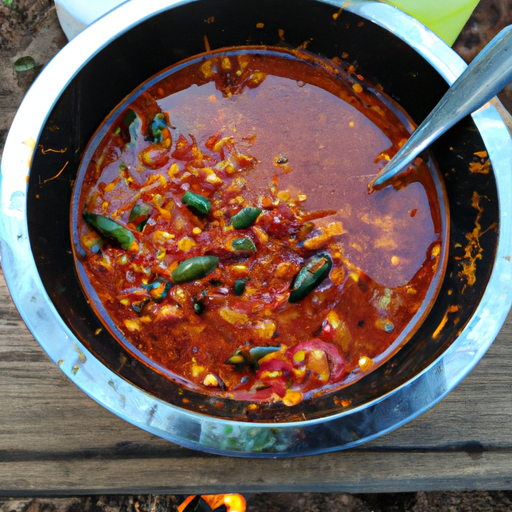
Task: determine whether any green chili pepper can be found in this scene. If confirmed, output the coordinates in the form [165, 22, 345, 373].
[83, 212, 136, 251]
[230, 207, 262, 229]
[132, 299, 150, 314]
[193, 300, 205, 315]
[172, 256, 219, 284]
[123, 109, 137, 125]
[129, 202, 150, 232]
[249, 346, 280, 362]
[233, 279, 248, 296]
[182, 191, 212, 216]
[151, 113, 168, 143]
[225, 346, 280, 367]
[288, 253, 333, 303]
[225, 350, 248, 365]
[231, 237, 256, 251]
[142, 277, 173, 303]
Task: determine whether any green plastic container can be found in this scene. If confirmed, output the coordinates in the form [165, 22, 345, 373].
[384, 0, 480, 45]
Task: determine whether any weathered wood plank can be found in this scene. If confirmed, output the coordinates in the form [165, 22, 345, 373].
[2, 450, 512, 496]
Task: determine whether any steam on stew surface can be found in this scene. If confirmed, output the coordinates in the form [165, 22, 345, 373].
[73, 47, 446, 406]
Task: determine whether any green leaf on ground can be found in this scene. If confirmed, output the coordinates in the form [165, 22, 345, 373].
[14, 56, 35, 72]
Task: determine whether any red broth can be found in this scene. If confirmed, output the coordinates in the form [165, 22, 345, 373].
[72, 47, 447, 406]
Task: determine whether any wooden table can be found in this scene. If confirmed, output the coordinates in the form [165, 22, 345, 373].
[2, 257, 512, 495]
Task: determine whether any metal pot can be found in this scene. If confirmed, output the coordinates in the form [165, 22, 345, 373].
[2, 0, 512, 456]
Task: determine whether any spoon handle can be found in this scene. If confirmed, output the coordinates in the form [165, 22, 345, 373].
[371, 24, 512, 189]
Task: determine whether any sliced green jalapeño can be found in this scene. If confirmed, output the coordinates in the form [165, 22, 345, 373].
[172, 256, 219, 284]
[182, 191, 212, 216]
[231, 237, 256, 251]
[288, 253, 333, 303]
[129, 202, 150, 232]
[226, 346, 281, 368]
[230, 207, 262, 229]
[142, 277, 173, 303]
[151, 113, 169, 143]
[83, 212, 136, 251]
[233, 279, 248, 296]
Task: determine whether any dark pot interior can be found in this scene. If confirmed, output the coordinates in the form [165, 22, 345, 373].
[26, 0, 498, 421]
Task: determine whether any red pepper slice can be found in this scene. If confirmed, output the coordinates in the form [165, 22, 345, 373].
[256, 358, 294, 398]
[286, 338, 347, 381]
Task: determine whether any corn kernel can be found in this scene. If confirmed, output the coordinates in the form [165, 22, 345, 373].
[253, 319, 276, 339]
[219, 307, 250, 325]
[282, 390, 304, 406]
[261, 370, 282, 379]
[200, 59, 215, 79]
[231, 264, 249, 277]
[174, 287, 187, 303]
[178, 237, 197, 252]
[191, 363, 205, 378]
[327, 310, 340, 329]
[206, 173, 223, 185]
[293, 350, 306, 363]
[203, 373, 220, 387]
[124, 319, 140, 332]
[168, 162, 179, 176]
[358, 356, 374, 372]
[153, 231, 175, 244]
[277, 190, 290, 201]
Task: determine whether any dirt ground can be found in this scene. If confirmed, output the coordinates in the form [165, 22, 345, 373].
[2, 0, 512, 510]
[3, 491, 512, 512]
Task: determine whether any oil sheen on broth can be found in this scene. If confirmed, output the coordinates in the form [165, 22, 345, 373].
[72, 47, 446, 406]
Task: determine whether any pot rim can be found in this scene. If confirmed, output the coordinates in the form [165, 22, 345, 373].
[1, 0, 512, 457]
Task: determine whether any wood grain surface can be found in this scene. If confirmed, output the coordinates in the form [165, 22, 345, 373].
[2, 4, 512, 497]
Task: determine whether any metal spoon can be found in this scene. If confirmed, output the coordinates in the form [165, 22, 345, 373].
[370, 24, 512, 190]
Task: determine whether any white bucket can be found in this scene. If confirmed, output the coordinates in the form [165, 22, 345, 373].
[54, 0, 128, 39]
